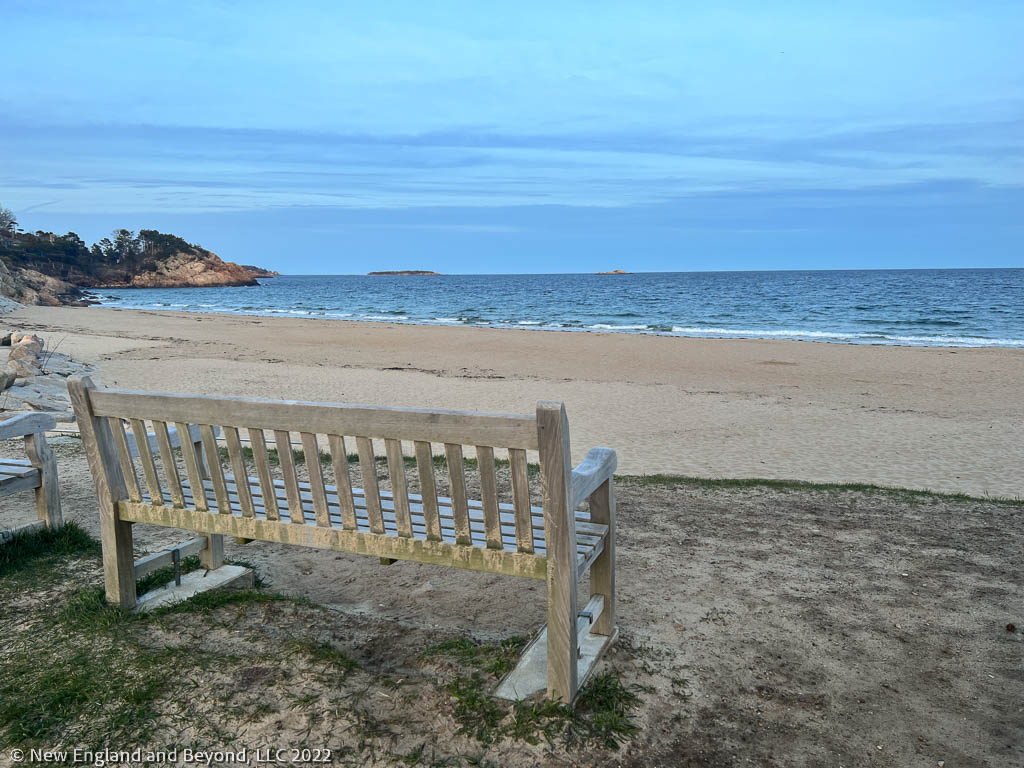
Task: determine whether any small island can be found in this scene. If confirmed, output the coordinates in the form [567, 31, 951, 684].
[242, 265, 279, 278]
[596, 269, 630, 275]
[367, 270, 442, 276]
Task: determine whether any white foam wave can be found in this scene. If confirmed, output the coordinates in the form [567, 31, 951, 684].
[668, 327, 1024, 346]
[587, 323, 650, 330]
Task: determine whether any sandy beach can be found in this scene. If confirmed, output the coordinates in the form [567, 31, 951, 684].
[7, 304, 1024, 498]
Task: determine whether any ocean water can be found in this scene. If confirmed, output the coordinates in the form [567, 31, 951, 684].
[93, 268, 1024, 348]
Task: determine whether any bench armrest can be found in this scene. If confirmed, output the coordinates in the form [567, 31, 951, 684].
[0, 412, 57, 440]
[570, 447, 617, 508]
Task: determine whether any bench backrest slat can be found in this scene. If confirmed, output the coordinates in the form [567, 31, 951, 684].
[415, 440, 442, 541]
[177, 421, 208, 511]
[329, 434, 358, 529]
[129, 418, 163, 506]
[107, 417, 142, 503]
[443, 443, 472, 545]
[249, 428, 279, 520]
[152, 420, 185, 507]
[475, 445, 502, 549]
[508, 448, 534, 554]
[224, 426, 255, 517]
[87, 389, 539, 450]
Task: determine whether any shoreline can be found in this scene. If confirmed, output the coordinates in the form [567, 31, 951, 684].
[82, 302, 1024, 349]
[5, 304, 1024, 497]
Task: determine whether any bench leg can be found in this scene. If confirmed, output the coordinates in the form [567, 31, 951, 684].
[200, 534, 225, 570]
[588, 478, 615, 636]
[25, 432, 62, 530]
[100, 502, 137, 608]
[547, 563, 579, 704]
[68, 375, 137, 608]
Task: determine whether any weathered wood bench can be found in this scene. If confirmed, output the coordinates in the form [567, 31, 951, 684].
[69, 375, 617, 704]
[1, 412, 62, 542]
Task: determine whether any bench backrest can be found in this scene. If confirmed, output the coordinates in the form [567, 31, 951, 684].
[68, 376, 577, 578]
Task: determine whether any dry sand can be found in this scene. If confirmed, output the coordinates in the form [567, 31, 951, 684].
[6, 304, 1024, 497]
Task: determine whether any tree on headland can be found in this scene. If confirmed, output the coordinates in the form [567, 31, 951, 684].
[0, 205, 17, 246]
[0, 205, 16, 235]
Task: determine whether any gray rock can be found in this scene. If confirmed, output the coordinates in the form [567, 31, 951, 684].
[6, 357, 42, 379]
[13, 335, 44, 355]
[9, 343, 41, 363]
[0, 370, 15, 391]
[1, 332, 10, 346]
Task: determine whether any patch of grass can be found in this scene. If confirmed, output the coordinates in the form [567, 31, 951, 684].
[0, 640, 166, 747]
[424, 636, 639, 751]
[420, 635, 527, 679]
[446, 674, 508, 745]
[0, 522, 100, 580]
[0, 536, 299, 750]
[293, 640, 361, 674]
[618, 473, 1024, 506]
[56, 586, 140, 632]
[571, 671, 641, 748]
[150, 586, 288, 617]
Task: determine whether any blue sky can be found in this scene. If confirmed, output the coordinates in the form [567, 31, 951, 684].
[2, 1, 1022, 273]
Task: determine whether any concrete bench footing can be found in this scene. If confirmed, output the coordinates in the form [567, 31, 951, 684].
[133, 565, 254, 612]
[494, 626, 617, 701]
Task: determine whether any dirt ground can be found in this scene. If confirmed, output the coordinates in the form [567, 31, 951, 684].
[1, 437, 1022, 767]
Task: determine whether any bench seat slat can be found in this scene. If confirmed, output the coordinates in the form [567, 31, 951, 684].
[0, 458, 34, 468]
[0, 461, 37, 478]
[1, 469, 41, 494]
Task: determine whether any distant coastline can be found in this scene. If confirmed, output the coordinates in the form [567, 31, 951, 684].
[596, 269, 630, 275]
[368, 270, 441, 276]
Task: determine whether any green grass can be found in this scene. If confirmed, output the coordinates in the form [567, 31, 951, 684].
[292, 640, 361, 674]
[420, 636, 527, 680]
[0, 522, 100, 582]
[422, 636, 640, 750]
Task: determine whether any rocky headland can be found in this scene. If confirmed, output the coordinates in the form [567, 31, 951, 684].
[0, 212, 274, 306]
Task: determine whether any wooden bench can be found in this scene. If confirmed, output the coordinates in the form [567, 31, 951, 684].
[69, 375, 617, 704]
[1, 412, 62, 542]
